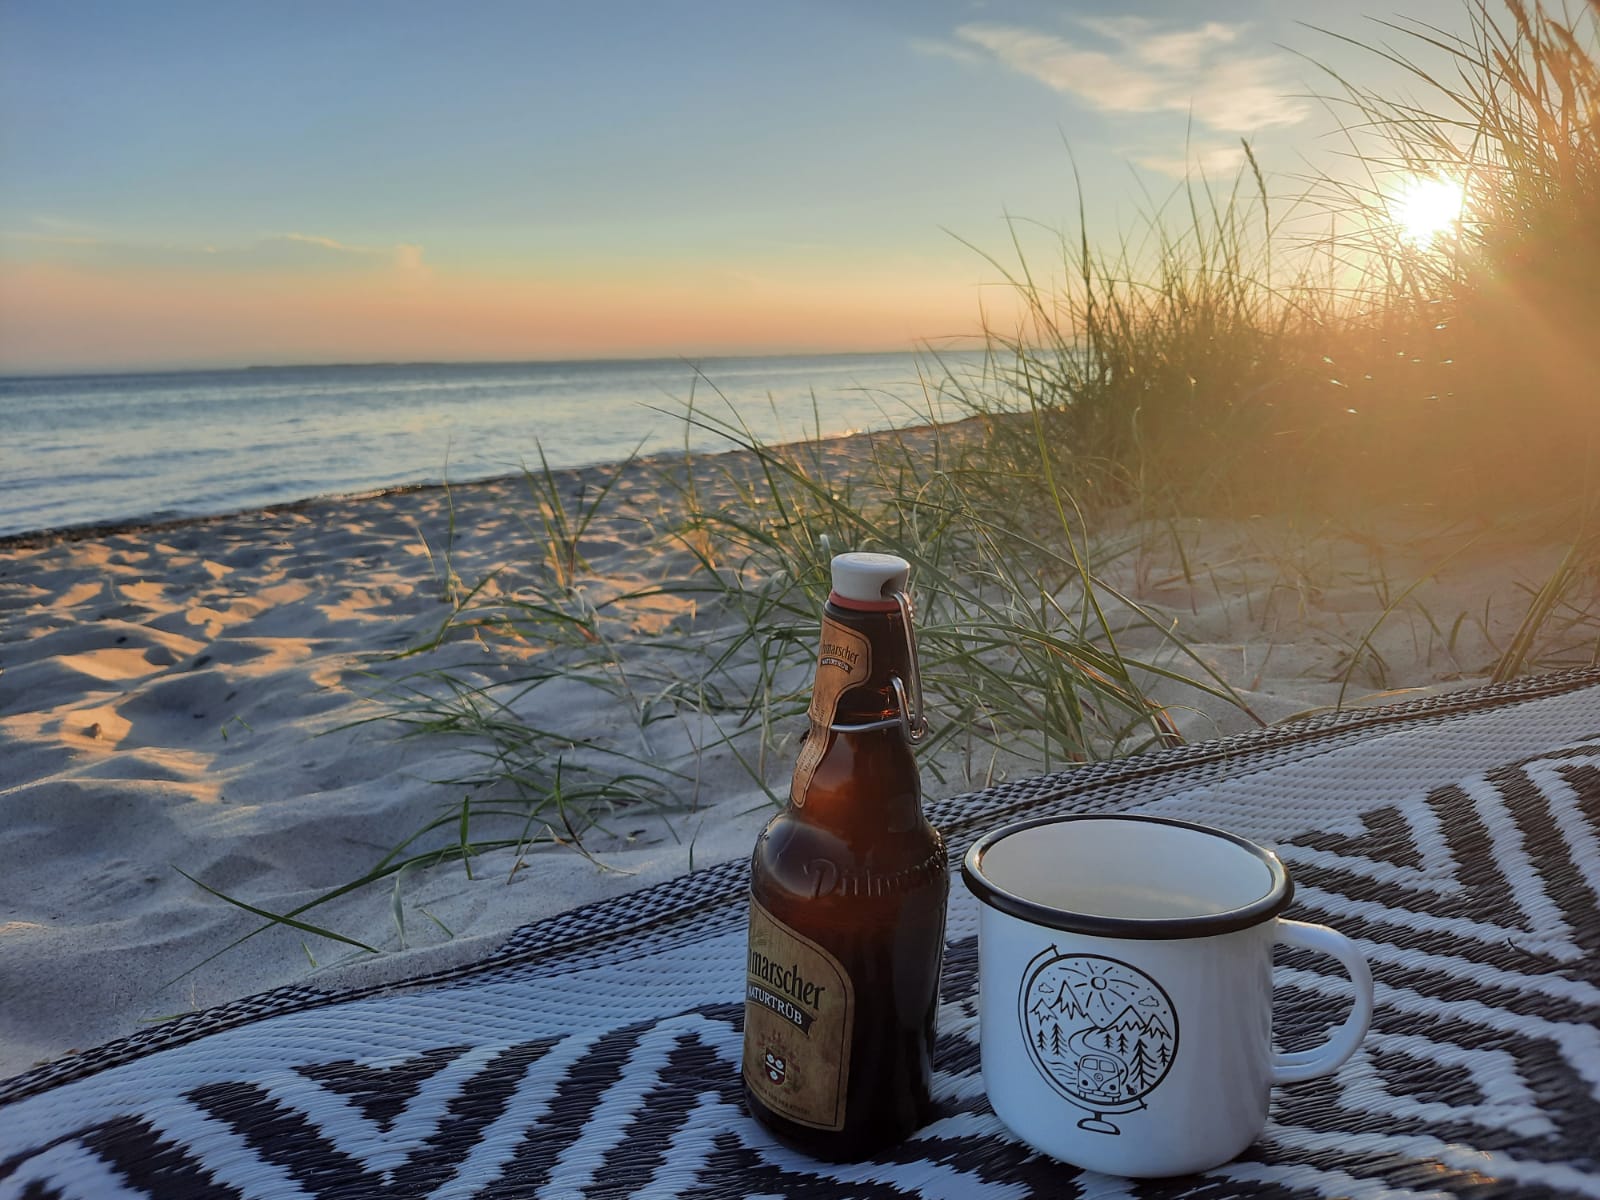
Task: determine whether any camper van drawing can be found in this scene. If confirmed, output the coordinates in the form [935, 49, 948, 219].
[1072, 1049, 1128, 1103]
[1018, 948, 1179, 1135]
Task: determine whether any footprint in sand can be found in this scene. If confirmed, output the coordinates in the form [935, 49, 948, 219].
[54, 579, 108, 609]
[76, 746, 213, 785]
[116, 672, 240, 731]
[66, 705, 133, 746]
[79, 858, 177, 908]
[0, 625, 207, 716]
[117, 580, 166, 606]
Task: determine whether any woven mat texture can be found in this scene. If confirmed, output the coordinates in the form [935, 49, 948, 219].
[4, 668, 1600, 1198]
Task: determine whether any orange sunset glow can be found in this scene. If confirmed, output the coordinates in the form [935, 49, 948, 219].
[2, 256, 994, 372]
[2, 0, 1483, 374]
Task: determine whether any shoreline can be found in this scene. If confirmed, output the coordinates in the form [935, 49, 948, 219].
[0, 417, 1579, 1079]
[1, 348, 973, 547]
[0, 415, 987, 551]
[0, 449, 710, 551]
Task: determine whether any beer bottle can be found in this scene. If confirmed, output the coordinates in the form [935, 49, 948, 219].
[742, 551, 948, 1160]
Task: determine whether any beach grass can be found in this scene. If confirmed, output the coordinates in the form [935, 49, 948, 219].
[190, 0, 1600, 955]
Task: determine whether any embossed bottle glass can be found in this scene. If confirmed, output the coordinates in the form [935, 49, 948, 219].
[742, 551, 948, 1161]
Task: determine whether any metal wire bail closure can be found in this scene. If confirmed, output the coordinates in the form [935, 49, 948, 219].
[825, 587, 928, 746]
[893, 588, 928, 745]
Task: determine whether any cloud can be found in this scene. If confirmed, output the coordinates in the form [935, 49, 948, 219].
[279, 233, 354, 252]
[263, 233, 430, 272]
[1186, 57, 1311, 132]
[950, 19, 1308, 134]
[26, 214, 106, 236]
[910, 36, 985, 65]
[246, 233, 388, 268]
[2, 230, 428, 276]
[1078, 17, 1238, 71]
[392, 243, 430, 276]
[1132, 142, 1250, 179]
[1, 231, 102, 247]
[956, 25, 1168, 112]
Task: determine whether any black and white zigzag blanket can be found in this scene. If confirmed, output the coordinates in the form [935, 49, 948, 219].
[4, 669, 1600, 1198]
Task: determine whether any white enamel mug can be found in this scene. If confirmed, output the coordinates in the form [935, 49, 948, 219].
[962, 814, 1373, 1178]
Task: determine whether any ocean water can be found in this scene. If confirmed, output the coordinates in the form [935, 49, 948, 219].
[0, 353, 975, 539]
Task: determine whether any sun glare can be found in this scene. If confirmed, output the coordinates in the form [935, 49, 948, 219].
[1392, 176, 1465, 247]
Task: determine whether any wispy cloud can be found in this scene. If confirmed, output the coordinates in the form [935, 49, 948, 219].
[27, 214, 105, 236]
[948, 18, 1308, 134]
[279, 232, 364, 253]
[2, 231, 102, 247]
[2, 230, 428, 275]
[1078, 17, 1238, 71]
[259, 233, 432, 276]
[1131, 142, 1250, 179]
[392, 243, 429, 277]
[910, 36, 985, 65]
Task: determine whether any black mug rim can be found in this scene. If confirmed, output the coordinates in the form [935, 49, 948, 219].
[961, 813, 1293, 940]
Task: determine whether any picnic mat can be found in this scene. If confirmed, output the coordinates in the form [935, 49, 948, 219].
[4, 667, 1600, 1198]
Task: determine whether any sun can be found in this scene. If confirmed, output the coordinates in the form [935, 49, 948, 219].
[1391, 176, 1465, 247]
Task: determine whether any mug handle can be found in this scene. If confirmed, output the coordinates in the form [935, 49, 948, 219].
[1269, 919, 1374, 1084]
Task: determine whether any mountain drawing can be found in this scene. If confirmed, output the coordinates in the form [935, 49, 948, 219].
[1020, 952, 1179, 1112]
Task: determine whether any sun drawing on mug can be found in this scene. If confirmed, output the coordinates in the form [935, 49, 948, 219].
[1018, 948, 1178, 1135]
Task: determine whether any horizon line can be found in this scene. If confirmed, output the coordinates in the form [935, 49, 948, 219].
[0, 341, 992, 382]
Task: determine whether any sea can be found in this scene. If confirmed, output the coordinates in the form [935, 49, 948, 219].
[0, 352, 982, 540]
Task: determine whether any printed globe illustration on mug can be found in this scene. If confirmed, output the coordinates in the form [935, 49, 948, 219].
[1018, 948, 1178, 1135]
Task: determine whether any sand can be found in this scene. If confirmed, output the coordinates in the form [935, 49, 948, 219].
[0, 428, 1576, 1080]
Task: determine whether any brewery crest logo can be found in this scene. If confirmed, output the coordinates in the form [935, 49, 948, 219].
[1017, 947, 1178, 1134]
[762, 1049, 787, 1086]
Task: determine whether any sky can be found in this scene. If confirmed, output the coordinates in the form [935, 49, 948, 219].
[0, 0, 1473, 374]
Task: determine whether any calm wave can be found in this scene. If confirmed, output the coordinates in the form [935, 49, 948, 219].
[0, 353, 973, 538]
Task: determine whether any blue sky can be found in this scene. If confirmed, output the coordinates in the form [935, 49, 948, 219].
[0, 0, 1473, 371]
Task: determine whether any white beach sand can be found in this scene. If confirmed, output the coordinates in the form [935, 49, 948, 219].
[0, 427, 1574, 1080]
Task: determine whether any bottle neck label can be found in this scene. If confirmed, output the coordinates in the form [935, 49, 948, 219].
[806, 616, 873, 724]
[792, 615, 872, 806]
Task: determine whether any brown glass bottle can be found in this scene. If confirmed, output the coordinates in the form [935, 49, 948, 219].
[741, 552, 948, 1161]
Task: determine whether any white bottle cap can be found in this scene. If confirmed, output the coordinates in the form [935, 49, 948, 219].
[829, 552, 910, 604]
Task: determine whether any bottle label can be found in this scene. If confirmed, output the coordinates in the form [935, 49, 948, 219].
[791, 616, 871, 806]
[742, 898, 855, 1130]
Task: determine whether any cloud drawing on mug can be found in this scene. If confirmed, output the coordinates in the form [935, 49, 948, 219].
[1019, 948, 1178, 1131]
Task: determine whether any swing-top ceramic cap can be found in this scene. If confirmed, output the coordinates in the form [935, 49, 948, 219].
[829, 552, 910, 604]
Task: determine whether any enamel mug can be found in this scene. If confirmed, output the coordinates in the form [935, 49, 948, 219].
[962, 814, 1373, 1178]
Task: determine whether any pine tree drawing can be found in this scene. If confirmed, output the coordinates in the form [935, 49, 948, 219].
[1158, 1041, 1171, 1067]
[1117, 1030, 1128, 1055]
[1037, 1027, 1047, 1052]
[1050, 1023, 1064, 1055]
[1131, 1037, 1156, 1091]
